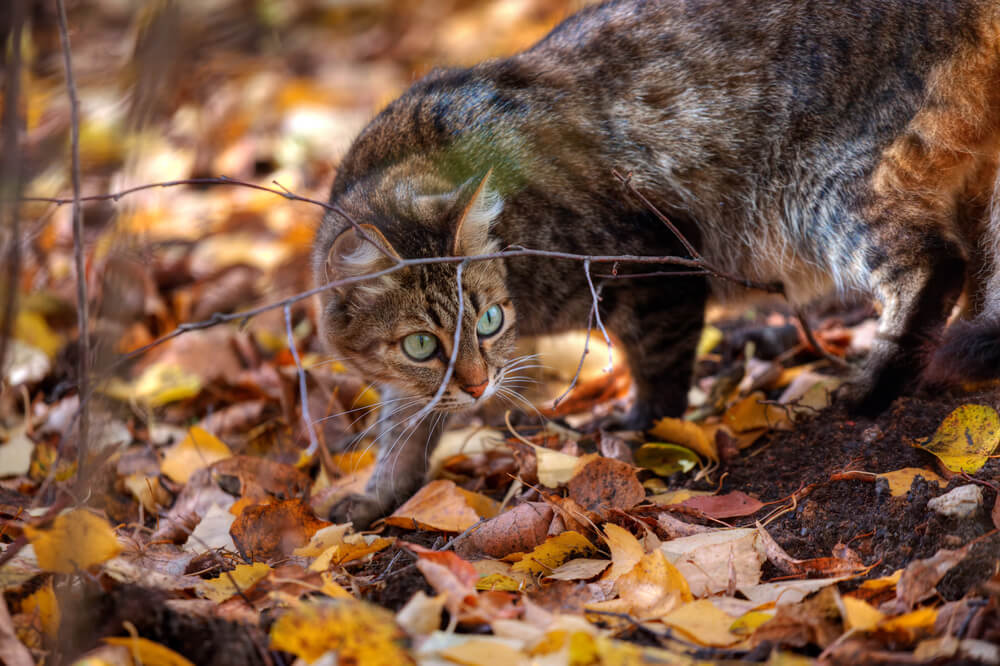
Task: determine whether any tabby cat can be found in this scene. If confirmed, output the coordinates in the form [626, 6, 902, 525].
[314, 0, 1000, 527]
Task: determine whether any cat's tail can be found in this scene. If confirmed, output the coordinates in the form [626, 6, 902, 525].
[923, 166, 1000, 386]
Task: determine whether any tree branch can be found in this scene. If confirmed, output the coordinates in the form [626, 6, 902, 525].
[56, 0, 91, 477]
[0, 0, 25, 386]
[284, 304, 321, 457]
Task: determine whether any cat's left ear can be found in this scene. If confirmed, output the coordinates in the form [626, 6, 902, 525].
[452, 169, 503, 256]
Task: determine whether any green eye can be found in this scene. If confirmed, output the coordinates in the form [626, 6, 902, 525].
[476, 305, 504, 337]
[402, 333, 438, 361]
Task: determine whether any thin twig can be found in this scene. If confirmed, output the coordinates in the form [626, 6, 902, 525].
[411, 261, 466, 421]
[552, 299, 596, 407]
[0, 0, 25, 385]
[56, 0, 91, 477]
[583, 259, 613, 372]
[612, 168, 783, 293]
[794, 307, 850, 370]
[284, 305, 320, 457]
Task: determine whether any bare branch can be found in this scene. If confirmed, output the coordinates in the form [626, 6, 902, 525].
[0, 0, 25, 385]
[284, 304, 321, 457]
[411, 260, 466, 422]
[794, 307, 850, 370]
[56, 0, 91, 477]
[583, 259, 613, 372]
[612, 168, 783, 294]
[551, 297, 596, 408]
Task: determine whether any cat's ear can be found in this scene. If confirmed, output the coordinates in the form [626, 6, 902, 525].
[452, 169, 503, 256]
[325, 224, 400, 299]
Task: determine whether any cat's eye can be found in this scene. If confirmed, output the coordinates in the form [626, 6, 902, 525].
[402, 333, 438, 361]
[476, 305, 504, 337]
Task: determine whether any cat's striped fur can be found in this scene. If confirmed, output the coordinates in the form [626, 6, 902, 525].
[314, 0, 1000, 526]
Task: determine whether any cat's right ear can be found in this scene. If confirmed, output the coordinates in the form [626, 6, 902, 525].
[325, 224, 401, 299]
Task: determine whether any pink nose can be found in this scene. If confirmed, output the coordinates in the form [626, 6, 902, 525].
[462, 379, 488, 399]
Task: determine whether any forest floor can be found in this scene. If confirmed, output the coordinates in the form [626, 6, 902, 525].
[1, 1, 998, 665]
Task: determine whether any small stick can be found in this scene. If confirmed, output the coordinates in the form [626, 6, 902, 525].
[412, 260, 466, 421]
[56, 0, 91, 477]
[284, 305, 321, 457]
[584, 259, 613, 372]
[552, 299, 596, 407]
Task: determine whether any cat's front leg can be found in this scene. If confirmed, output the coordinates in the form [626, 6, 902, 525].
[329, 386, 446, 528]
[605, 276, 709, 430]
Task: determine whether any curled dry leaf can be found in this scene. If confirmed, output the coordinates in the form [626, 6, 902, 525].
[230, 498, 331, 562]
[385, 479, 498, 532]
[586, 549, 690, 620]
[648, 417, 718, 461]
[566, 457, 644, 519]
[755, 525, 866, 576]
[453, 502, 553, 560]
[103, 637, 196, 666]
[886, 543, 973, 614]
[601, 523, 645, 585]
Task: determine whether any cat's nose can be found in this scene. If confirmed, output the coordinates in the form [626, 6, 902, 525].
[461, 379, 489, 399]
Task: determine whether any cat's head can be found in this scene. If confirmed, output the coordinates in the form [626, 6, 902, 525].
[314, 169, 521, 411]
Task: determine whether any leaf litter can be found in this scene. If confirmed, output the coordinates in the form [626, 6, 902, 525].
[2, 1, 999, 664]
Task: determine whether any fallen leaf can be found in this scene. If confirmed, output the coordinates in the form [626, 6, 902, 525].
[914, 404, 1000, 473]
[648, 418, 718, 461]
[269, 598, 413, 665]
[183, 503, 236, 553]
[566, 457, 644, 518]
[533, 446, 589, 488]
[231, 499, 331, 562]
[634, 442, 700, 476]
[200, 563, 271, 603]
[740, 578, 847, 607]
[454, 502, 553, 560]
[385, 480, 497, 532]
[440, 637, 527, 665]
[511, 531, 597, 575]
[661, 599, 740, 646]
[887, 544, 972, 613]
[24, 509, 122, 573]
[723, 391, 791, 432]
[877, 467, 946, 497]
[103, 637, 196, 666]
[587, 549, 689, 620]
[0, 426, 34, 478]
[680, 491, 764, 519]
[546, 558, 611, 581]
[160, 426, 233, 484]
[840, 596, 884, 632]
[661, 528, 765, 597]
[601, 523, 645, 585]
[396, 591, 447, 636]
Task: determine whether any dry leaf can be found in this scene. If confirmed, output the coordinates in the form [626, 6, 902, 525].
[160, 426, 233, 484]
[648, 417, 718, 460]
[510, 531, 597, 575]
[103, 637, 196, 666]
[200, 563, 271, 603]
[661, 528, 765, 597]
[877, 467, 946, 497]
[661, 600, 740, 647]
[914, 404, 1000, 473]
[24, 509, 122, 573]
[566, 457, 644, 518]
[230, 499, 331, 562]
[587, 549, 689, 620]
[385, 480, 497, 532]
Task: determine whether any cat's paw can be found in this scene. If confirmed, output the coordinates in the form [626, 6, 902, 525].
[328, 493, 390, 530]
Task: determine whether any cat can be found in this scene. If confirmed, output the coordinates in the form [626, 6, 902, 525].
[313, 0, 1000, 527]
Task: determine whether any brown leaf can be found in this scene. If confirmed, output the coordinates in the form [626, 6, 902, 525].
[567, 457, 644, 519]
[453, 502, 553, 560]
[230, 499, 331, 562]
[210, 455, 312, 504]
[886, 544, 973, 613]
[680, 491, 764, 519]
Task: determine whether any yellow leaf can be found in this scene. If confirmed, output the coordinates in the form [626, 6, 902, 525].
[696, 325, 724, 357]
[269, 599, 413, 665]
[104, 637, 195, 666]
[309, 536, 393, 571]
[133, 363, 203, 406]
[320, 573, 354, 599]
[876, 607, 939, 642]
[293, 523, 351, 557]
[123, 474, 170, 514]
[649, 417, 718, 461]
[330, 450, 376, 475]
[20, 581, 60, 640]
[877, 468, 946, 497]
[587, 550, 690, 620]
[534, 446, 589, 488]
[841, 596, 884, 631]
[723, 392, 791, 433]
[511, 531, 596, 575]
[729, 610, 774, 636]
[200, 563, 270, 603]
[15, 310, 63, 359]
[634, 442, 701, 476]
[649, 489, 715, 506]
[24, 509, 121, 573]
[859, 569, 903, 590]
[160, 426, 232, 484]
[915, 404, 1000, 473]
[440, 638, 526, 665]
[475, 573, 522, 591]
[602, 523, 644, 584]
[661, 599, 740, 646]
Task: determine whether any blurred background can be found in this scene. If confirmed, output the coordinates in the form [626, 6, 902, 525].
[1, 0, 612, 498]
